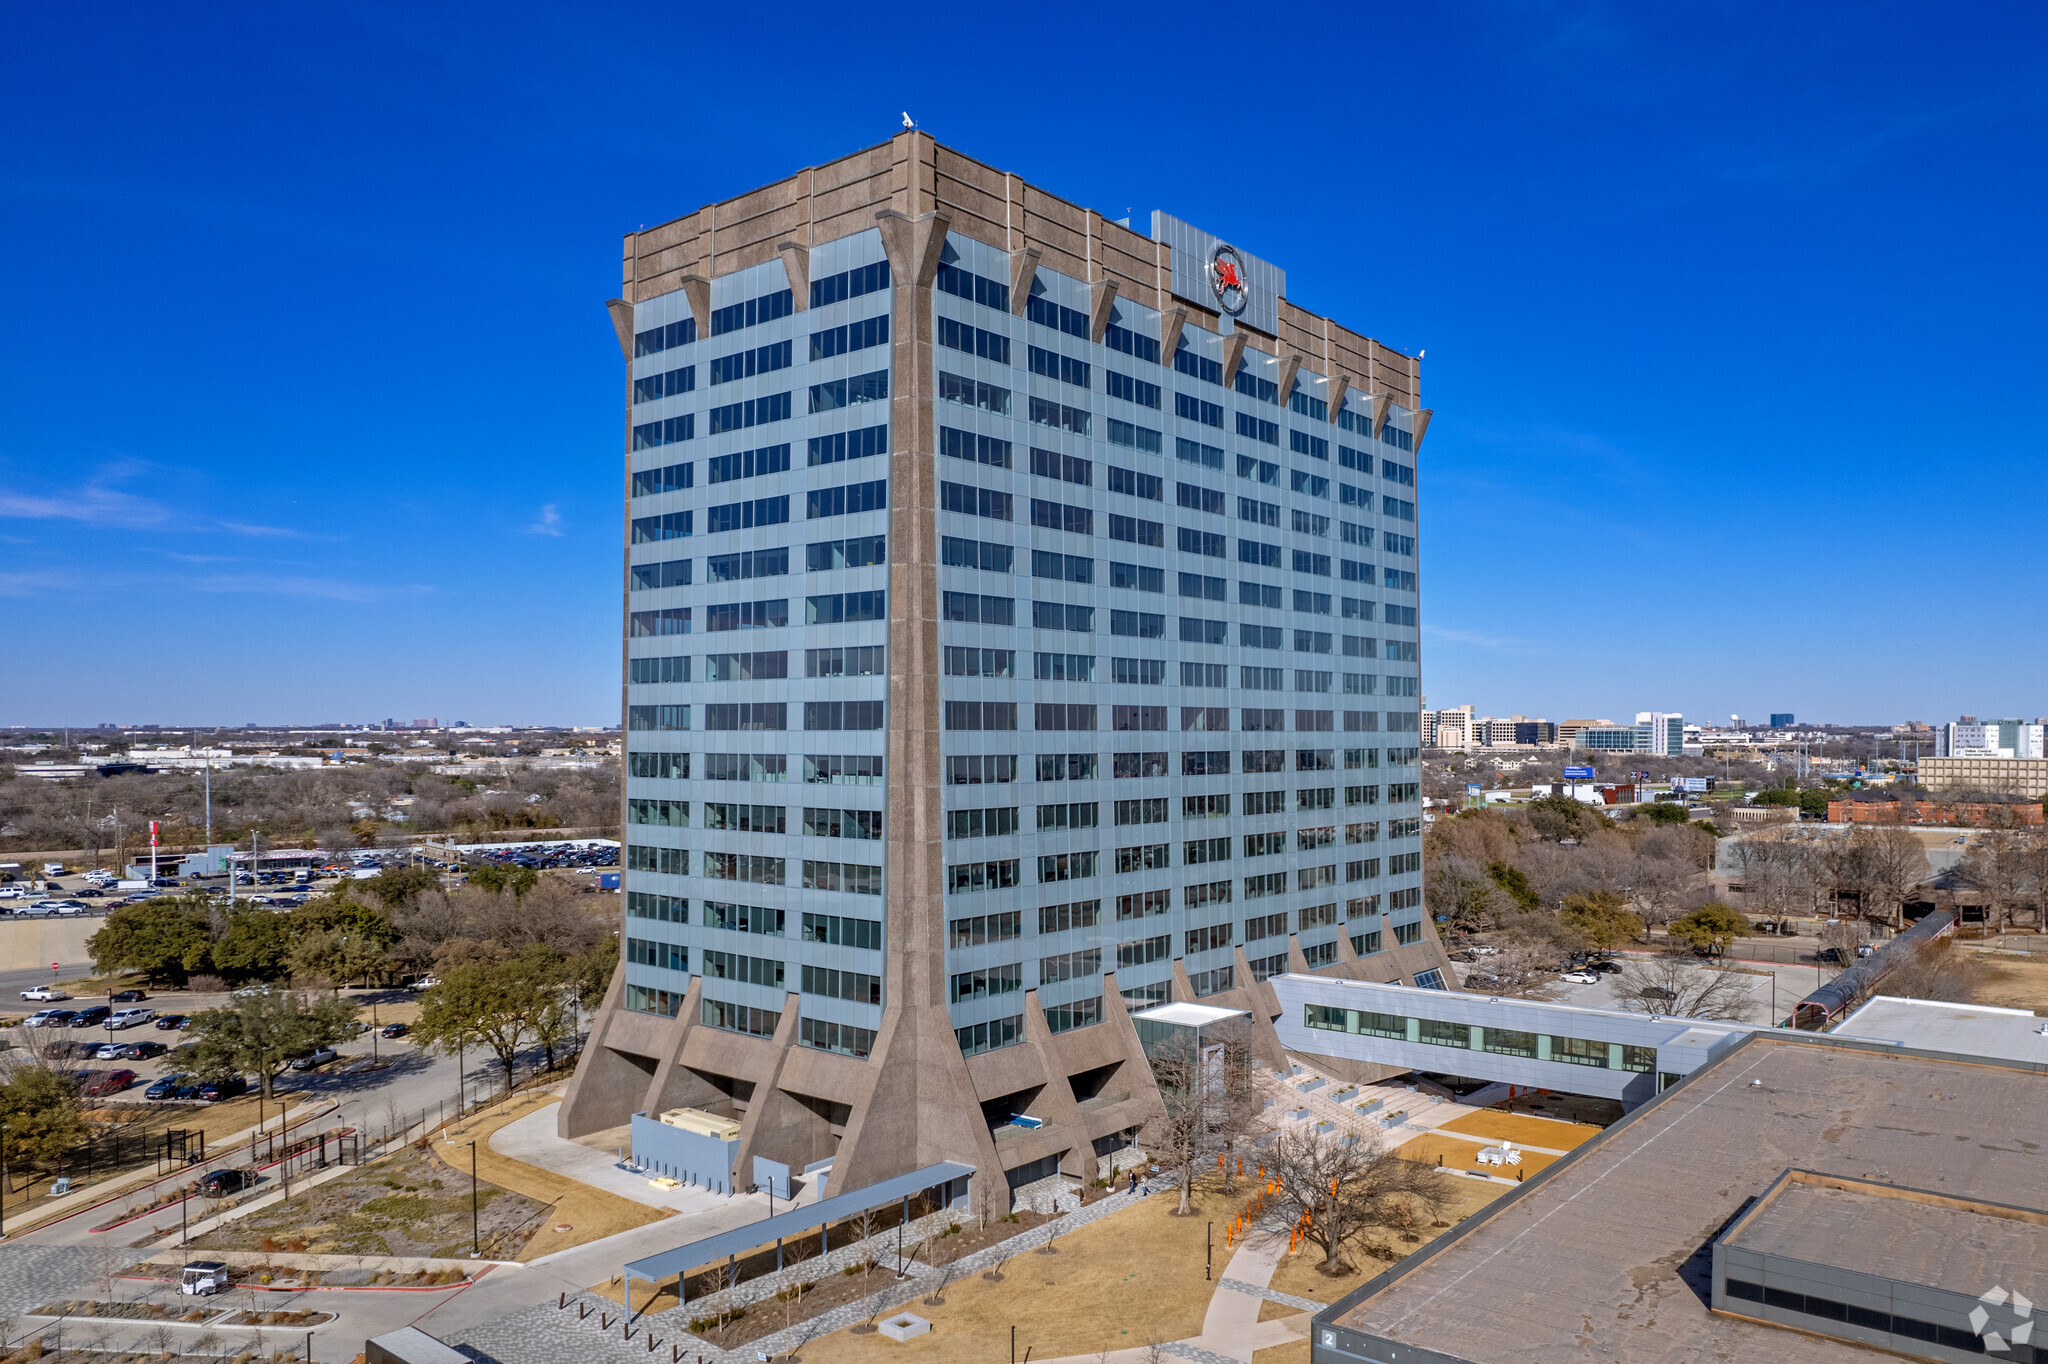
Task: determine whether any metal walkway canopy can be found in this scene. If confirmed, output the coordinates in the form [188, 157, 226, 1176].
[621, 1160, 973, 1294]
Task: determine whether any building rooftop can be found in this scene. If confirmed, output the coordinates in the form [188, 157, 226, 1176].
[1833, 994, 2048, 1065]
[1725, 1171, 2048, 1304]
[1131, 1002, 1250, 1029]
[1324, 1033, 2048, 1363]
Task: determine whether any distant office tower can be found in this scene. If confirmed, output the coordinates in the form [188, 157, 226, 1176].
[1576, 712, 1684, 756]
[1934, 719, 2046, 759]
[563, 133, 1454, 1211]
[1423, 705, 1475, 751]
[1769, 713, 1794, 728]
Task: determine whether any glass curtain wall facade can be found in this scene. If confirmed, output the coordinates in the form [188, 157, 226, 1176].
[621, 227, 1426, 1056]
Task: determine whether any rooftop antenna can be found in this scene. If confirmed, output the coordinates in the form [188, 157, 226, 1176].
[901, 111, 917, 130]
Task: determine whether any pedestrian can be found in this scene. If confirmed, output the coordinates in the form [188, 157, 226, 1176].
[1127, 1169, 1138, 1194]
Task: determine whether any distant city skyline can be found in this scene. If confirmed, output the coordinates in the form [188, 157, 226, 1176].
[3, 6, 2043, 725]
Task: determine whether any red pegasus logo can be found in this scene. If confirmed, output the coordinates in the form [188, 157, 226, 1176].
[1214, 259, 1243, 292]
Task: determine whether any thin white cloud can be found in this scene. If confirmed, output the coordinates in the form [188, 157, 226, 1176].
[1423, 624, 1535, 650]
[217, 520, 317, 539]
[193, 574, 431, 603]
[0, 570, 81, 596]
[527, 504, 564, 537]
[0, 482, 169, 529]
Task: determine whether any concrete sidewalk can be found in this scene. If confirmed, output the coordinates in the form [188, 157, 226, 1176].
[488, 1105, 789, 1217]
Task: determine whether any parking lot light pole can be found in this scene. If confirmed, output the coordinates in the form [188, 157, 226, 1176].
[2, 1121, 12, 1237]
[467, 1140, 479, 1257]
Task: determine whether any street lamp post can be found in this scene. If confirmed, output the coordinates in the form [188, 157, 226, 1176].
[467, 1140, 479, 1257]
[2, 1121, 12, 1238]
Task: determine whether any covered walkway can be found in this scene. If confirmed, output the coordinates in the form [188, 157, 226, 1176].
[619, 1160, 972, 1313]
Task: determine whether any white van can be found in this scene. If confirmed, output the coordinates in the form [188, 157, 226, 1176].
[43, 862, 66, 876]
[110, 1007, 155, 1029]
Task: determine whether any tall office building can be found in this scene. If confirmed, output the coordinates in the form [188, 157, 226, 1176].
[1934, 718, 2045, 759]
[561, 134, 1451, 1209]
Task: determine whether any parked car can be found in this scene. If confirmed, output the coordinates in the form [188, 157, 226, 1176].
[83, 1068, 136, 1097]
[75, 887, 106, 898]
[110, 989, 148, 1003]
[198, 1168, 253, 1197]
[1590, 961, 1624, 974]
[172, 1078, 207, 1100]
[379, 1022, 410, 1039]
[20, 986, 69, 1002]
[110, 1007, 155, 1029]
[24, 1009, 76, 1027]
[1640, 985, 1678, 1001]
[155, 1014, 191, 1030]
[146, 1073, 192, 1100]
[1560, 970, 1601, 984]
[197, 1076, 247, 1101]
[86, 1042, 129, 1059]
[69, 1005, 112, 1028]
[405, 975, 442, 993]
[116, 1040, 168, 1060]
[287, 1046, 339, 1071]
[42, 1039, 88, 1058]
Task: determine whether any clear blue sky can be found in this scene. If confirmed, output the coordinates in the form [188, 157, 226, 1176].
[3, 3, 2042, 728]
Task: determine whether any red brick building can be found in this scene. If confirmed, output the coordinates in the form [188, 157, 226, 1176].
[1827, 791, 2044, 827]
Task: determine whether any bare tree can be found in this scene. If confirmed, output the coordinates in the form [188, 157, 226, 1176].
[1959, 832, 2033, 934]
[1463, 939, 1563, 999]
[1613, 953, 1754, 1021]
[1879, 939, 1981, 1002]
[1818, 918, 1868, 973]
[1145, 1027, 1219, 1216]
[1858, 825, 1930, 930]
[1425, 854, 1505, 933]
[1263, 1125, 1448, 1274]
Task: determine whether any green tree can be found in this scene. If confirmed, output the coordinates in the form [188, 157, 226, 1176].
[467, 864, 540, 899]
[0, 1064, 86, 1167]
[1525, 794, 1614, 841]
[1486, 862, 1542, 913]
[517, 947, 580, 1072]
[209, 907, 298, 980]
[563, 934, 619, 1012]
[413, 958, 543, 1097]
[1640, 801, 1690, 825]
[1669, 902, 1752, 957]
[87, 898, 214, 985]
[362, 866, 437, 908]
[187, 990, 360, 1098]
[1561, 890, 1645, 951]
[285, 927, 393, 990]
[1797, 789, 1833, 820]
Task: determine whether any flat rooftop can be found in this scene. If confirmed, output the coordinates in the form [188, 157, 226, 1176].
[1833, 994, 2048, 1065]
[1328, 1033, 2048, 1362]
[1727, 1175, 2048, 1302]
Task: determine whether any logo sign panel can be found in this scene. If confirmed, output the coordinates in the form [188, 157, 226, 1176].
[1563, 765, 1595, 780]
[1152, 212, 1283, 336]
[1210, 244, 1249, 316]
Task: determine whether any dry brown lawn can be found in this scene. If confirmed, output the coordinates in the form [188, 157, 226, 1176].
[1969, 952, 2048, 1014]
[1263, 1176, 1507, 1306]
[794, 1176, 1228, 1363]
[1253, 1340, 1311, 1364]
[1436, 1109, 1604, 1151]
[1392, 1132, 1560, 1180]
[430, 1094, 671, 1260]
